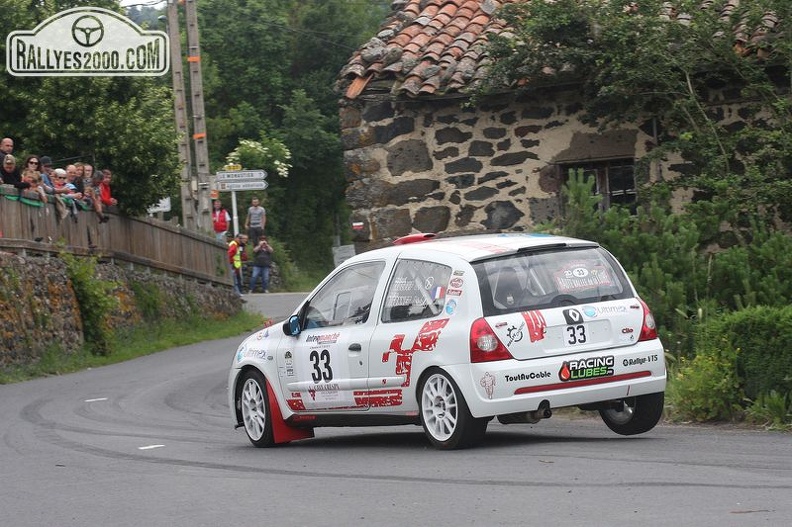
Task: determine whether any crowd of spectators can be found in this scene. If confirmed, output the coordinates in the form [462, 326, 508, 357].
[0, 137, 118, 223]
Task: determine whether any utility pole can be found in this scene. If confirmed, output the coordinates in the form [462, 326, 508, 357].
[184, 0, 211, 232]
[165, 0, 195, 230]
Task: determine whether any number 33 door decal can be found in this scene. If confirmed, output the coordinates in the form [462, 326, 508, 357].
[310, 349, 333, 382]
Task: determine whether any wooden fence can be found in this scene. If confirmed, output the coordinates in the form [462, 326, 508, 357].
[0, 184, 231, 286]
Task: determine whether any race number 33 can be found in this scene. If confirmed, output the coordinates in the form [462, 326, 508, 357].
[310, 349, 333, 382]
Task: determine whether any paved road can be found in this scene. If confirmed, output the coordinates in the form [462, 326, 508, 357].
[242, 291, 307, 322]
[1, 332, 791, 526]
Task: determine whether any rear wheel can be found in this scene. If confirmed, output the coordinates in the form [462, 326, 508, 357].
[599, 392, 664, 436]
[238, 369, 275, 447]
[419, 370, 487, 450]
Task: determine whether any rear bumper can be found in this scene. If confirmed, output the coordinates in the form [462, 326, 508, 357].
[447, 340, 666, 418]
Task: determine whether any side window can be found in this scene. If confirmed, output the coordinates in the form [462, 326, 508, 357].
[382, 260, 452, 323]
[304, 261, 385, 329]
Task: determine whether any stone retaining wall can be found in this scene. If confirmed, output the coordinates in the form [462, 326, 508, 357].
[0, 251, 241, 369]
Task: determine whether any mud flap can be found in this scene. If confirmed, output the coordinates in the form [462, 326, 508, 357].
[266, 382, 314, 444]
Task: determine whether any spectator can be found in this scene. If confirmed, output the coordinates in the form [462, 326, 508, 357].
[66, 164, 85, 194]
[99, 168, 118, 207]
[88, 170, 110, 223]
[0, 137, 13, 157]
[21, 167, 48, 203]
[249, 236, 273, 294]
[82, 164, 95, 189]
[23, 155, 41, 174]
[211, 199, 231, 242]
[244, 196, 266, 246]
[1, 154, 30, 190]
[39, 156, 55, 192]
[51, 167, 83, 220]
[228, 233, 248, 296]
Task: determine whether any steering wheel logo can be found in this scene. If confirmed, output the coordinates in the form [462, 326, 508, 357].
[72, 15, 105, 47]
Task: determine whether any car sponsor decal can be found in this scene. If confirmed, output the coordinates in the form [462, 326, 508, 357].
[559, 355, 615, 381]
[553, 261, 614, 292]
[504, 371, 552, 382]
[236, 344, 247, 362]
[520, 310, 547, 342]
[383, 318, 450, 387]
[354, 389, 403, 407]
[305, 332, 341, 345]
[479, 372, 496, 399]
[582, 305, 627, 318]
[623, 354, 660, 367]
[444, 299, 457, 316]
[449, 277, 463, 288]
[287, 392, 306, 411]
[505, 322, 524, 346]
[284, 350, 295, 377]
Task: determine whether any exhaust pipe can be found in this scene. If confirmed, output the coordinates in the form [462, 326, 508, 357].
[497, 402, 552, 425]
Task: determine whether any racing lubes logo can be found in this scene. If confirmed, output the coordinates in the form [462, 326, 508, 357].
[558, 355, 615, 381]
[6, 7, 169, 77]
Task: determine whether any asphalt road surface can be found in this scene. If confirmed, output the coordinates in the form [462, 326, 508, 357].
[1, 329, 791, 526]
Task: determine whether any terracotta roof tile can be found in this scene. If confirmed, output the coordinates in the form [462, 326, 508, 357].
[339, 0, 519, 99]
[339, 0, 784, 100]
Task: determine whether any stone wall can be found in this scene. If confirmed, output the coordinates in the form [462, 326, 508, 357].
[340, 88, 660, 251]
[0, 252, 242, 369]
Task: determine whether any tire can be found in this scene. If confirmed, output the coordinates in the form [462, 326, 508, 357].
[419, 370, 487, 450]
[599, 392, 664, 436]
[237, 369, 275, 447]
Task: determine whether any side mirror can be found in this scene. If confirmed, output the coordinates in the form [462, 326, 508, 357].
[283, 315, 301, 336]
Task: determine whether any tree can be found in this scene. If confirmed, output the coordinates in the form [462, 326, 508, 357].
[484, 0, 792, 222]
[197, 0, 389, 270]
[0, 0, 180, 216]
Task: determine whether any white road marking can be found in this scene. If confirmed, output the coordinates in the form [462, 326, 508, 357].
[138, 445, 165, 450]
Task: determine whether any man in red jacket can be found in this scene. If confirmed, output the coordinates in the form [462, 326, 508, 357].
[212, 199, 231, 242]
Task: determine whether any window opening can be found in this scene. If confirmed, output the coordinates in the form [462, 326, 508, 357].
[561, 158, 636, 211]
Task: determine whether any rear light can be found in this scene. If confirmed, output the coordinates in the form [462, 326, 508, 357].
[470, 318, 514, 363]
[638, 299, 658, 341]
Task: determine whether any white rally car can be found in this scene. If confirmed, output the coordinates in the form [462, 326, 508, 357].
[229, 232, 666, 449]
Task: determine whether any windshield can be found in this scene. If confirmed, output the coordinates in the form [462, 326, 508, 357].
[474, 246, 633, 316]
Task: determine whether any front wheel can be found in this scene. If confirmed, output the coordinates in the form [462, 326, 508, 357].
[237, 369, 275, 447]
[419, 370, 487, 450]
[599, 392, 664, 436]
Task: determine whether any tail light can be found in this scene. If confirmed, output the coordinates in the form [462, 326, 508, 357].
[638, 299, 658, 341]
[470, 318, 514, 363]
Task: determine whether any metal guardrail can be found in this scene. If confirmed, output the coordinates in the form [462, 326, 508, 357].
[0, 184, 231, 286]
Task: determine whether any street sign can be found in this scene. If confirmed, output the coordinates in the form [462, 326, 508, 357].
[215, 170, 267, 182]
[216, 180, 269, 192]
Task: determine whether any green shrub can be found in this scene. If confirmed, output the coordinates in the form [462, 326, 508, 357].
[61, 253, 118, 356]
[130, 281, 164, 322]
[666, 337, 744, 422]
[745, 390, 792, 430]
[706, 306, 792, 400]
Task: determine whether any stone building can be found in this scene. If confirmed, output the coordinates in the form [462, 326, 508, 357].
[336, 0, 779, 251]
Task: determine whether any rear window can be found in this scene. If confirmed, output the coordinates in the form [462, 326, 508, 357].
[474, 247, 633, 316]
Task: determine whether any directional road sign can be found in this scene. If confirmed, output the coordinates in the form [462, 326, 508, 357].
[216, 180, 269, 192]
[215, 170, 267, 182]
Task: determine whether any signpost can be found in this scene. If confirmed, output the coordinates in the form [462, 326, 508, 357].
[214, 167, 267, 236]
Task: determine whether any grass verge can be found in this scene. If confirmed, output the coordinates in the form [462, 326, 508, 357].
[0, 310, 265, 385]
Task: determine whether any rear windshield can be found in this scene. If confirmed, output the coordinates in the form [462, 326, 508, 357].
[473, 246, 633, 316]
